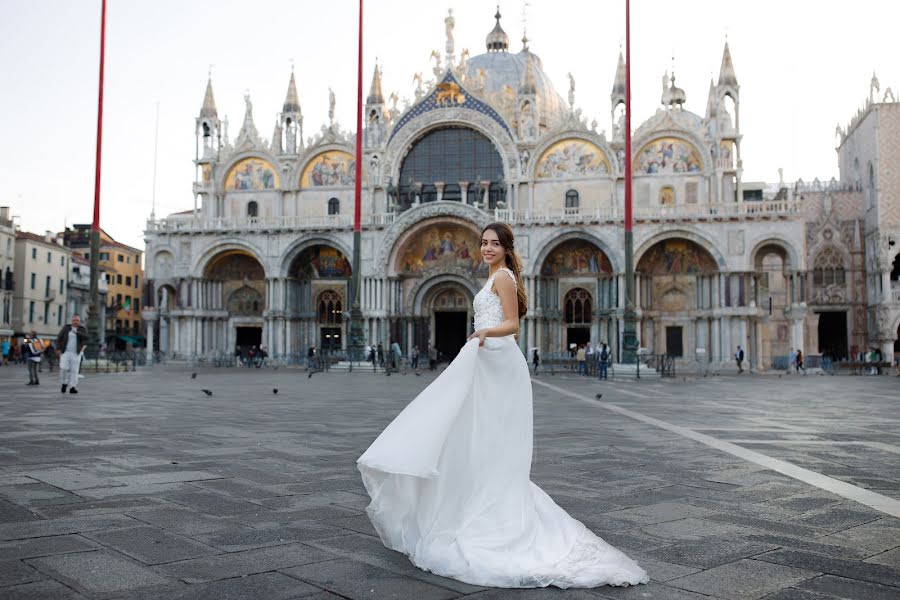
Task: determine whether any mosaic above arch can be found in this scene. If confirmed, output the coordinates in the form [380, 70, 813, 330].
[397, 223, 483, 276]
[225, 158, 278, 190]
[635, 137, 703, 174]
[536, 139, 611, 179]
[638, 239, 717, 275]
[204, 251, 265, 279]
[291, 245, 352, 278]
[301, 151, 356, 187]
[541, 240, 613, 276]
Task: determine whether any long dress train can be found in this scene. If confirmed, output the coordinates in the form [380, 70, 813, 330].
[357, 267, 649, 588]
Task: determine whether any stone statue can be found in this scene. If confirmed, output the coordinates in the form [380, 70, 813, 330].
[520, 149, 530, 175]
[413, 73, 424, 99]
[386, 177, 398, 209]
[244, 93, 253, 118]
[328, 88, 336, 124]
[567, 72, 576, 107]
[430, 50, 442, 79]
[445, 9, 455, 55]
[661, 71, 671, 105]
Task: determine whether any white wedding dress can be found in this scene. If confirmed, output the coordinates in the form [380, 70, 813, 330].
[357, 267, 649, 588]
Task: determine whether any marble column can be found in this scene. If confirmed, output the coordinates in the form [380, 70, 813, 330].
[145, 320, 155, 353]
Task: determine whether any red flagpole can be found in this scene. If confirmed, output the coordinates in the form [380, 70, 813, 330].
[87, 0, 107, 354]
[353, 0, 363, 232]
[624, 0, 632, 234]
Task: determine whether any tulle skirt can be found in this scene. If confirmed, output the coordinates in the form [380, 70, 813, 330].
[357, 336, 649, 588]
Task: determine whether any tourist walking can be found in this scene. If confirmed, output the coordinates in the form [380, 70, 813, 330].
[391, 340, 402, 371]
[796, 349, 805, 373]
[598, 342, 610, 380]
[735, 345, 745, 373]
[56, 315, 87, 394]
[24, 331, 43, 385]
[531, 347, 540, 374]
[376, 342, 384, 367]
[427, 344, 437, 371]
[411, 346, 419, 370]
[576, 344, 587, 376]
[357, 223, 648, 589]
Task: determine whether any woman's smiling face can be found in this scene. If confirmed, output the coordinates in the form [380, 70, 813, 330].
[480, 228, 505, 267]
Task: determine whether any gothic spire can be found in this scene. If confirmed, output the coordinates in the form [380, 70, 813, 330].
[718, 41, 738, 88]
[367, 64, 384, 105]
[283, 71, 301, 114]
[200, 77, 217, 118]
[611, 51, 626, 108]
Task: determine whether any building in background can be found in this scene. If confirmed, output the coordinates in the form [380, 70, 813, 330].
[142, 10, 900, 367]
[0, 207, 15, 348]
[13, 231, 70, 342]
[63, 225, 144, 349]
[67, 253, 108, 343]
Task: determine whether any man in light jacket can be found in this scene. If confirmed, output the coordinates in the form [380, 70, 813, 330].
[56, 314, 88, 394]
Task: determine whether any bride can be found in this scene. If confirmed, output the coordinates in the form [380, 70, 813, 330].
[357, 223, 649, 588]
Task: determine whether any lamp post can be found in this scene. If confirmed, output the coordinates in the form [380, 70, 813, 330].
[621, 0, 639, 365]
[87, 0, 107, 359]
[348, 0, 366, 362]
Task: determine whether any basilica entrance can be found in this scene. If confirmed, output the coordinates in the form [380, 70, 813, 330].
[435, 311, 467, 361]
[236, 326, 261, 347]
[817, 311, 848, 360]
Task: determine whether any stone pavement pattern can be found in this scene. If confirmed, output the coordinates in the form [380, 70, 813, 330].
[0, 363, 898, 600]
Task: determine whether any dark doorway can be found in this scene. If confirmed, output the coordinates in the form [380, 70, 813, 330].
[435, 312, 467, 361]
[566, 327, 590, 354]
[236, 326, 262, 347]
[666, 326, 683, 357]
[817, 311, 848, 360]
[320, 327, 342, 352]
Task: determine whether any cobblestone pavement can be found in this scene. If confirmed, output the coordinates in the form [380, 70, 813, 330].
[0, 363, 898, 600]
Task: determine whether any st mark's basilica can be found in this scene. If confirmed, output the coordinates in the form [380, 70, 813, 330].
[142, 9, 900, 368]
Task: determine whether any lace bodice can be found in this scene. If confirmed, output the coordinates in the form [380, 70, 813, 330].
[473, 267, 517, 331]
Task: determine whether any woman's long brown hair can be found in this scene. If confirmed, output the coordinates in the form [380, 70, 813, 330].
[482, 222, 528, 318]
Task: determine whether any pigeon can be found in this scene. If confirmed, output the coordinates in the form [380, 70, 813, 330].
[201, 389, 213, 396]
[191, 373, 197, 379]
[273, 388, 278, 394]
[595, 393, 603, 399]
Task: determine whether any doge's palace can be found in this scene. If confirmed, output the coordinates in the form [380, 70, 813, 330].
[142, 9, 900, 368]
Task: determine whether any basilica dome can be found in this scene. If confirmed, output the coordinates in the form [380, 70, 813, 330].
[463, 10, 569, 131]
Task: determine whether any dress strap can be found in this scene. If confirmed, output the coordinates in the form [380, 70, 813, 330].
[495, 267, 518, 288]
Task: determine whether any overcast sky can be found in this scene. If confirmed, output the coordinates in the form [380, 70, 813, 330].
[2, 0, 897, 250]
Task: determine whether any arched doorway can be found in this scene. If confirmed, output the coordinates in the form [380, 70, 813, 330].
[538, 238, 614, 355]
[286, 244, 352, 355]
[398, 126, 506, 210]
[317, 289, 343, 351]
[205, 251, 266, 355]
[754, 244, 792, 368]
[421, 284, 472, 362]
[564, 287, 592, 351]
[637, 238, 718, 358]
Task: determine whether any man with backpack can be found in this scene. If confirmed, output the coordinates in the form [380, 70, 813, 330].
[735, 345, 745, 373]
[598, 342, 610, 380]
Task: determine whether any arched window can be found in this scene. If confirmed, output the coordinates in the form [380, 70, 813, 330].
[247, 201, 258, 218]
[813, 247, 846, 286]
[227, 286, 263, 316]
[892, 253, 900, 282]
[564, 288, 592, 324]
[565, 189, 580, 209]
[399, 126, 505, 210]
[442, 183, 462, 202]
[317, 290, 342, 324]
[327, 198, 340, 215]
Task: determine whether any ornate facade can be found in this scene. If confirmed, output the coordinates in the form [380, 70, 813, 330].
[142, 10, 900, 367]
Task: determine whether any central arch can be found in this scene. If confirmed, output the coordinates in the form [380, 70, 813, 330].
[636, 238, 719, 358]
[397, 126, 506, 209]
